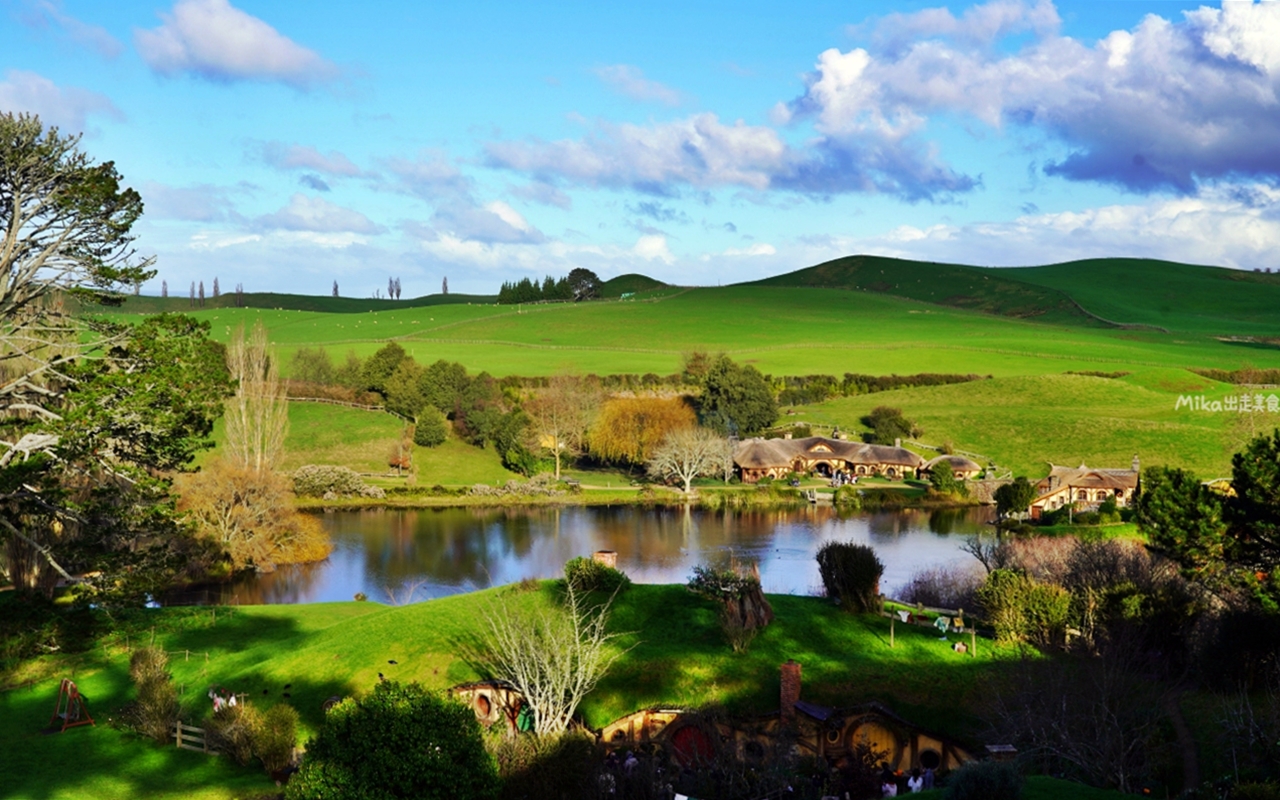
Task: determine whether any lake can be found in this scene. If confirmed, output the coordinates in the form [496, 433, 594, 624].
[181, 505, 997, 606]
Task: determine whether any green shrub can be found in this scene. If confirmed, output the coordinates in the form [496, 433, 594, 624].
[291, 464, 385, 498]
[976, 569, 1071, 645]
[944, 760, 1023, 800]
[833, 485, 861, 508]
[688, 564, 775, 651]
[488, 729, 597, 800]
[206, 702, 262, 766]
[123, 646, 180, 743]
[563, 557, 631, 593]
[413, 407, 449, 447]
[1232, 783, 1280, 800]
[254, 704, 299, 774]
[286, 680, 498, 800]
[816, 541, 884, 613]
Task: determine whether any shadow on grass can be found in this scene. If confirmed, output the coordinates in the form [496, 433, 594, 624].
[0, 605, 371, 800]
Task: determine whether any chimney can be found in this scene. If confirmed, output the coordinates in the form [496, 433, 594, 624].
[1132, 454, 1140, 474]
[894, 437, 902, 448]
[780, 660, 801, 726]
[783, 432, 792, 440]
[592, 550, 617, 569]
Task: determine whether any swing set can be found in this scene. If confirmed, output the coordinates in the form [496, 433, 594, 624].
[49, 678, 95, 733]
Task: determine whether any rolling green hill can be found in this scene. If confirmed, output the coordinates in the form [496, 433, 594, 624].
[744, 254, 1095, 325]
[94, 255, 1280, 478]
[599, 272, 669, 297]
[1007, 258, 1280, 335]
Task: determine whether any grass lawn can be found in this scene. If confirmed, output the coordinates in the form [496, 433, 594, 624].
[1, 585, 1030, 800]
[413, 436, 521, 486]
[103, 283, 1280, 380]
[801, 369, 1245, 478]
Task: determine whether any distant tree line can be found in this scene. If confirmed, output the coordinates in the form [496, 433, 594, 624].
[774, 372, 989, 406]
[497, 268, 602, 304]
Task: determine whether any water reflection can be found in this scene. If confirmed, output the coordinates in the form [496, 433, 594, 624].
[203, 505, 995, 606]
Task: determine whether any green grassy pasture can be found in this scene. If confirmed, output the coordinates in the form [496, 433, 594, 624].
[103, 284, 1280, 380]
[801, 369, 1247, 478]
[1009, 258, 1280, 335]
[1, 586, 1026, 800]
[746, 253, 1091, 324]
[99, 258, 1280, 481]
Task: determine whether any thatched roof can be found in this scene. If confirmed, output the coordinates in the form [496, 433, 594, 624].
[734, 436, 925, 470]
[923, 454, 982, 474]
[1036, 463, 1138, 498]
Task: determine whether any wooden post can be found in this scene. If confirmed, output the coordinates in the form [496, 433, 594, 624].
[175, 720, 181, 749]
[890, 615, 895, 648]
[185, 649, 190, 661]
[971, 629, 976, 657]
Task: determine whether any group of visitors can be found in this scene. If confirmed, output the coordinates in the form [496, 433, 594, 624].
[829, 469, 859, 487]
[880, 765, 934, 796]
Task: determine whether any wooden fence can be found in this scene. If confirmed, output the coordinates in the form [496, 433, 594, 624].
[285, 395, 412, 422]
[174, 721, 216, 754]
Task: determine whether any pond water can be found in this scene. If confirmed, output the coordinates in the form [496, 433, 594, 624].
[180, 505, 997, 606]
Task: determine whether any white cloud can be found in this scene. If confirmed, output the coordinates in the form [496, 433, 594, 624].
[484, 201, 534, 233]
[188, 231, 261, 250]
[633, 234, 675, 264]
[17, 1, 123, 59]
[486, 108, 974, 200]
[256, 141, 361, 176]
[511, 181, 572, 209]
[593, 64, 682, 106]
[141, 181, 239, 222]
[134, 0, 338, 89]
[255, 194, 384, 235]
[788, 0, 1280, 192]
[0, 70, 121, 132]
[381, 153, 472, 201]
[723, 243, 777, 257]
[845, 184, 1280, 269]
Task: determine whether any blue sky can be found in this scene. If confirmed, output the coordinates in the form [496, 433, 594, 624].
[3, 0, 1279, 297]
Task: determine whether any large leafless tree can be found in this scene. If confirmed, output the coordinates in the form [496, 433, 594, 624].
[524, 375, 598, 480]
[647, 426, 724, 493]
[223, 321, 289, 474]
[484, 580, 629, 735]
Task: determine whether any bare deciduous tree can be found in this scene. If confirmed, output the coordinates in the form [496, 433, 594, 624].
[223, 321, 289, 473]
[484, 580, 629, 735]
[524, 375, 599, 480]
[647, 427, 724, 493]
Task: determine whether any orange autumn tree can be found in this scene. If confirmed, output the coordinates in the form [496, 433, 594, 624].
[588, 396, 696, 467]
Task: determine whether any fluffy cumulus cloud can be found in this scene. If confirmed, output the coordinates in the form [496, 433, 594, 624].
[787, 0, 1280, 193]
[255, 194, 384, 235]
[486, 1, 1280, 201]
[486, 112, 974, 201]
[17, 1, 123, 58]
[134, 0, 338, 88]
[0, 70, 121, 131]
[593, 64, 682, 106]
[382, 154, 547, 245]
